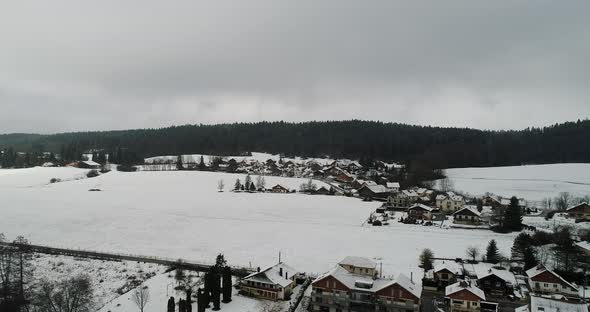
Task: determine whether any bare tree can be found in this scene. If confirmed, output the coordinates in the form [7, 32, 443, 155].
[542, 197, 552, 210]
[438, 177, 454, 192]
[555, 192, 572, 210]
[34, 274, 93, 312]
[255, 175, 266, 190]
[466, 246, 479, 262]
[217, 179, 225, 192]
[132, 286, 150, 312]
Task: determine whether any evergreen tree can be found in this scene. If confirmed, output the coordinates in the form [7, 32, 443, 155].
[244, 174, 252, 190]
[234, 179, 241, 191]
[197, 289, 205, 312]
[176, 155, 184, 170]
[227, 159, 238, 173]
[523, 247, 537, 270]
[215, 254, 227, 269]
[249, 182, 256, 192]
[198, 156, 206, 171]
[486, 239, 500, 263]
[168, 297, 175, 312]
[511, 232, 532, 259]
[419, 248, 434, 271]
[503, 196, 523, 231]
[222, 266, 232, 303]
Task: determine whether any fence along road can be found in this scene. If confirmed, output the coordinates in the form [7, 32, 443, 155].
[0, 241, 256, 277]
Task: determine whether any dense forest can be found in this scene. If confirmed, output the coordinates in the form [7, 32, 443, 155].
[0, 119, 589, 168]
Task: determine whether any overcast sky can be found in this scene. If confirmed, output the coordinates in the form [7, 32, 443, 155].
[1, 1, 589, 133]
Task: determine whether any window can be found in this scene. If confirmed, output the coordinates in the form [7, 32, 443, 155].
[535, 282, 540, 288]
[544, 283, 549, 287]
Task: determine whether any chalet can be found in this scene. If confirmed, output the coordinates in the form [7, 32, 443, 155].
[335, 172, 354, 184]
[445, 281, 486, 312]
[402, 190, 420, 202]
[473, 265, 517, 297]
[436, 192, 465, 213]
[351, 179, 366, 189]
[240, 262, 299, 300]
[271, 184, 290, 193]
[453, 207, 482, 225]
[432, 260, 462, 286]
[74, 160, 100, 169]
[358, 184, 391, 200]
[386, 182, 400, 192]
[407, 203, 436, 220]
[386, 192, 411, 208]
[311, 257, 421, 312]
[314, 186, 332, 195]
[526, 264, 579, 297]
[567, 202, 590, 222]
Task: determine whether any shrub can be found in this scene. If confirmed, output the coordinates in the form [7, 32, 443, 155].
[49, 178, 61, 183]
[86, 170, 100, 178]
[117, 165, 138, 172]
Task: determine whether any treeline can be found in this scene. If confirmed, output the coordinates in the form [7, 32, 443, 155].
[1, 119, 590, 168]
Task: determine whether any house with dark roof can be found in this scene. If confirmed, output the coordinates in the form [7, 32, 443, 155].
[567, 202, 590, 222]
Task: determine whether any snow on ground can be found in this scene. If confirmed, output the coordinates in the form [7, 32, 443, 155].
[0, 166, 90, 188]
[99, 271, 290, 312]
[443, 163, 590, 202]
[0, 168, 517, 286]
[30, 253, 166, 311]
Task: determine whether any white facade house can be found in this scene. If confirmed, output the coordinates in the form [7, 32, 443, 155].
[240, 262, 299, 300]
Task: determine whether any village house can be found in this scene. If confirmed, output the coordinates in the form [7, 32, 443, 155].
[69, 160, 100, 169]
[436, 192, 465, 214]
[240, 262, 300, 301]
[471, 264, 517, 297]
[271, 184, 290, 193]
[386, 182, 400, 192]
[575, 241, 590, 257]
[526, 264, 579, 297]
[314, 186, 332, 195]
[311, 257, 421, 312]
[567, 202, 590, 222]
[407, 203, 436, 220]
[386, 192, 411, 209]
[358, 184, 391, 200]
[453, 207, 482, 225]
[431, 260, 462, 287]
[445, 281, 487, 312]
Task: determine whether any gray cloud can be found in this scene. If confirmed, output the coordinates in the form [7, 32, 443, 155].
[1, 0, 589, 133]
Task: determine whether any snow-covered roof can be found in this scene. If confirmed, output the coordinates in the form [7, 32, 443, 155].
[433, 260, 462, 275]
[403, 190, 418, 197]
[363, 185, 391, 194]
[81, 160, 100, 166]
[243, 262, 299, 288]
[471, 263, 517, 285]
[316, 265, 421, 298]
[339, 256, 376, 269]
[526, 264, 577, 290]
[529, 295, 589, 312]
[575, 241, 590, 253]
[408, 203, 435, 212]
[447, 192, 464, 202]
[453, 207, 482, 217]
[364, 181, 378, 186]
[567, 202, 589, 211]
[386, 182, 400, 188]
[445, 281, 485, 300]
[436, 194, 447, 200]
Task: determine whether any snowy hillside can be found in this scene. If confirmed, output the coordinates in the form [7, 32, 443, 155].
[0, 166, 90, 188]
[444, 163, 590, 202]
[0, 168, 516, 282]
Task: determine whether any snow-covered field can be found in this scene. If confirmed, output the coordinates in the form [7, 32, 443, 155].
[444, 163, 590, 202]
[0, 168, 517, 285]
[30, 253, 164, 311]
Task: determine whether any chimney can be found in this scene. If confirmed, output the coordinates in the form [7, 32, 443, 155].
[257, 267, 260, 272]
[285, 272, 288, 279]
[279, 267, 283, 276]
[411, 272, 413, 283]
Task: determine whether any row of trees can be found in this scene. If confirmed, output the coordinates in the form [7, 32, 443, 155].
[542, 192, 590, 211]
[170, 254, 233, 312]
[2, 119, 590, 169]
[233, 175, 266, 192]
[419, 239, 505, 272]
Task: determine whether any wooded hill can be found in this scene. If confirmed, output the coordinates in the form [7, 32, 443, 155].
[0, 119, 589, 168]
